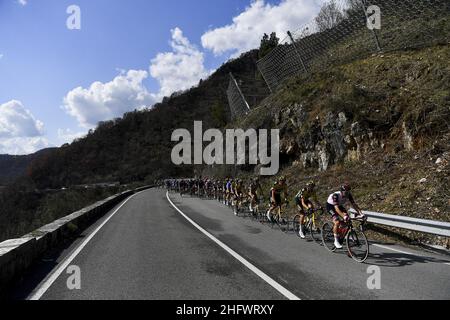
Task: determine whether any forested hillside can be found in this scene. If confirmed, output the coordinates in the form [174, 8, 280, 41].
[26, 50, 263, 189]
[0, 149, 55, 185]
[0, 38, 278, 241]
[1, 0, 448, 247]
[225, 43, 450, 247]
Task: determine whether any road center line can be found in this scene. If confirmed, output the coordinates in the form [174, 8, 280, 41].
[27, 190, 146, 300]
[166, 191, 301, 301]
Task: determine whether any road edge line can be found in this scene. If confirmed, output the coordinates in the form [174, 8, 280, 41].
[27, 190, 147, 300]
[372, 243, 450, 266]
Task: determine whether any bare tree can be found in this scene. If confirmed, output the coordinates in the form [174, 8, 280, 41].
[346, 0, 364, 11]
[315, 0, 345, 32]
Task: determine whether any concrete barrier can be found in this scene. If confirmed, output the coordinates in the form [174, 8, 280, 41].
[0, 186, 153, 296]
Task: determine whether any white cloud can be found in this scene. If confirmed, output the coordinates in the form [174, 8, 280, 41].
[62, 70, 155, 128]
[0, 100, 49, 155]
[0, 54, 3, 60]
[17, 0, 27, 6]
[0, 100, 44, 138]
[150, 27, 211, 99]
[63, 28, 211, 128]
[57, 128, 87, 145]
[201, 0, 323, 57]
[0, 137, 49, 155]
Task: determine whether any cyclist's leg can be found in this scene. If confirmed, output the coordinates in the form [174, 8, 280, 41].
[297, 207, 306, 238]
[234, 194, 241, 215]
[332, 205, 346, 248]
[268, 192, 280, 219]
[250, 193, 256, 211]
[311, 211, 317, 229]
[266, 202, 275, 221]
[269, 205, 278, 223]
[252, 193, 258, 212]
[276, 204, 283, 223]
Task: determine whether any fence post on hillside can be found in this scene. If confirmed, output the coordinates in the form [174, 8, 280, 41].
[287, 31, 309, 74]
[230, 73, 251, 112]
[361, 0, 382, 52]
[257, 63, 274, 94]
[227, 73, 252, 120]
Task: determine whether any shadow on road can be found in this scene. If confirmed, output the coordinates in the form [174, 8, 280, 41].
[366, 250, 450, 268]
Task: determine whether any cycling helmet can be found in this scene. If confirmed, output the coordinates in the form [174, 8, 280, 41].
[341, 183, 351, 192]
[307, 181, 315, 189]
[279, 176, 286, 182]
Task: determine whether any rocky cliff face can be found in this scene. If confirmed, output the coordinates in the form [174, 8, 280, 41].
[241, 44, 450, 175]
[276, 108, 405, 172]
[232, 44, 449, 247]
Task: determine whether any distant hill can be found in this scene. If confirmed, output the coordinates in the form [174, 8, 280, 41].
[25, 50, 266, 189]
[0, 148, 56, 185]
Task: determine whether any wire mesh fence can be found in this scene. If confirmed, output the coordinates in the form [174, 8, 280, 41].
[234, 75, 272, 108]
[226, 73, 250, 120]
[226, 73, 271, 120]
[257, 0, 450, 93]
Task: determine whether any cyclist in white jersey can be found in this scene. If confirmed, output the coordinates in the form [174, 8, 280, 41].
[326, 183, 364, 249]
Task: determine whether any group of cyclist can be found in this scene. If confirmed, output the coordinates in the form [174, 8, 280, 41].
[165, 177, 264, 215]
[163, 176, 365, 250]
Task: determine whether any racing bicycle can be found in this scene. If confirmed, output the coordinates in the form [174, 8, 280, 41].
[293, 207, 324, 243]
[321, 215, 369, 263]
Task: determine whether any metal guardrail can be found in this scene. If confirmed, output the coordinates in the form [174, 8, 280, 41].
[350, 209, 450, 237]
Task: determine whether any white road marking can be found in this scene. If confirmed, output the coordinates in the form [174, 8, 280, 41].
[373, 244, 450, 266]
[166, 191, 301, 301]
[27, 190, 146, 300]
[373, 244, 417, 256]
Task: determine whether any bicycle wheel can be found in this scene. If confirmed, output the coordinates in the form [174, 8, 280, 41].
[248, 207, 255, 220]
[281, 218, 290, 233]
[263, 210, 272, 225]
[346, 229, 369, 263]
[233, 204, 239, 216]
[271, 215, 281, 230]
[258, 211, 264, 223]
[293, 215, 301, 236]
[310, 218, 322, 243]
[321, 222, 337, 252]
[250, 206, 258, 221]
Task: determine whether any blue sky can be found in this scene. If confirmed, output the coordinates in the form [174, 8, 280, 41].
[0, 0, 323, 154]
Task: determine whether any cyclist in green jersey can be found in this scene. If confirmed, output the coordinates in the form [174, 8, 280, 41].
[248, 177, 263, 214]
[294, 181, 321, 239]
[266, 176, 288, 222]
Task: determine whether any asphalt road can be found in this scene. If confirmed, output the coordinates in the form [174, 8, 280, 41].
[13, 188, 450, 300]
